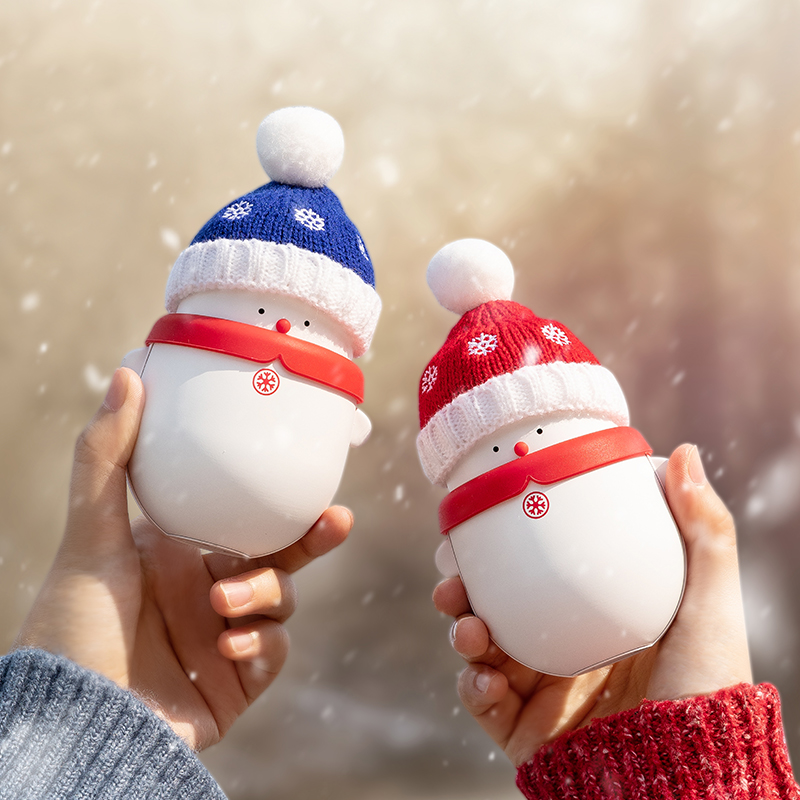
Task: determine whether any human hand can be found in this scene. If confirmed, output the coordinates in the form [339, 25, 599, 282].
[432, 444, 752, 766]
[15, 367, 353, 751]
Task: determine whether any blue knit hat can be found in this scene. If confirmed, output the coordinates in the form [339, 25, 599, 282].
[165, 107, 380, 357]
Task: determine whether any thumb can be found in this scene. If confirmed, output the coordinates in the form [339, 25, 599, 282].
[64, 367, 145, 554]
[647, 444, 752, 700]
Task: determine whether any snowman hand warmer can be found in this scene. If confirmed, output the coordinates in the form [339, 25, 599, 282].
[417, 239, 685, 677]
[122, 107, 380, 559]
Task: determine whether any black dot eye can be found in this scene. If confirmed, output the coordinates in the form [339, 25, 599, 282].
[304, 320, 310, 327]
[492, 446, 499, 453]
[536, 428, 543, 434]
[258, 308, 265, 315]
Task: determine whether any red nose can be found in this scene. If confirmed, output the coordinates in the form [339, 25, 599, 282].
[276, 319, 291, 334]
[514, 441, 529, 457]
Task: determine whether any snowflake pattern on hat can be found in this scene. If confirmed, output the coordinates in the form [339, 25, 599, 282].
[186, 182, 375, 289]
[541, 323, 570, 347]
[421, 365, 438, 394]
[467, 332, 498, 356]
[164, 108, 380, 358]
[222, 200, 253, 221]
[417, 239, 630, 486]
[417, 297, 624, 480]
[294, 207, 325, 231]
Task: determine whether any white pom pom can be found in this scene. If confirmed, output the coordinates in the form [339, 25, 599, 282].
[426, 239, 514, 315]
[256, 107, 344, 188]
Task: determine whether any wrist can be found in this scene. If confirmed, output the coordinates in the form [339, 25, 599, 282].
[0, 648, 225, 797]
[516, 683, 799, 799]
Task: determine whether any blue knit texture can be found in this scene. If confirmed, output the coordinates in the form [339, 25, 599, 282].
[0, 649, 226, 799]
[191, 182, 375, 288]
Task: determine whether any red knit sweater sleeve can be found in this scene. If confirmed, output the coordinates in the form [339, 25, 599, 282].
[516, 683, 799, 799]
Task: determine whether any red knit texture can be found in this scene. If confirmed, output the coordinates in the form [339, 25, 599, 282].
[418, 300, 599, 429]
[516, 683, 799, 799]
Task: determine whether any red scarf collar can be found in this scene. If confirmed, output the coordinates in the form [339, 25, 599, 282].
[439, 426, 652, 534]
[145, 313, 364, 404]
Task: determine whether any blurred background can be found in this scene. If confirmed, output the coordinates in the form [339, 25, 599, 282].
[2, 0, 800, 796]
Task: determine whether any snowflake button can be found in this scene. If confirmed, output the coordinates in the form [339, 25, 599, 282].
[253, 368, 280, 396]
[523, 491, 549, 519]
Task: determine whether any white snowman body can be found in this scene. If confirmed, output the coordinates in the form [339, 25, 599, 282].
[442, 415, 686, 677]
[122, 107, 379, 559]
[126, 290, 370, 558]
[420, 239, 686, 678]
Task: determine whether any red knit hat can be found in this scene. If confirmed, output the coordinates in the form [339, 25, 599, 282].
[417, 239, 629, 485]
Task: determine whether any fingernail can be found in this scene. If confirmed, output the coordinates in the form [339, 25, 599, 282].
[103, 369, 128, 412]
[228, 630, 256, 654]
[688, 445, 706, 486]
[220, 581, 254, 609]
[449, 619, 460, 646]
[473, 670, 492, 694]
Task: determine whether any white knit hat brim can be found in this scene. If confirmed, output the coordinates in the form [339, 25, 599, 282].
[165, 239, 381, 357]
[416, 361, 630, 486]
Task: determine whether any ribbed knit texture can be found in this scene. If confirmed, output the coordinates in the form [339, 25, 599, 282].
[417, 300, 629, 485]
[417, 361, 629, 486]
[191, 182, 374, 287]
[0, 649, 226, 799]
[419, 301, 600, 428]
[516, 683, 800, 799]
[165, 239, 381, 357]
[164, 179, 380, 357]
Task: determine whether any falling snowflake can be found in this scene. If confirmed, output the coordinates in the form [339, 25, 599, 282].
[83, 363, 111, 394]
[356, 234, 369, 260]
[253, 368, 280, 396]
[523, 491, 549, 519]
[522, 344, 541, 366]
[467, 332, 498, 356]
[221, 200, 253, 221]
[294, 207, 325, 231]
[160, 227, 181, 251]
[20, 292, 40, 312]
[541, 324, 570, 347]
[421, 365, 438, 393]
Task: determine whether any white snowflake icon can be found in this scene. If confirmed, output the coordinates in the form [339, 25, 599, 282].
[541, 324, 570, 347]
[221, 200, 253, 221]
[467, 332, 498, 356]
[421, 365, 438, 394]
[294, 207, 325, 231]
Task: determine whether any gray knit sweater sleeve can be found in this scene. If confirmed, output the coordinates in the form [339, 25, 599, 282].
[0, 648, 227, 799]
